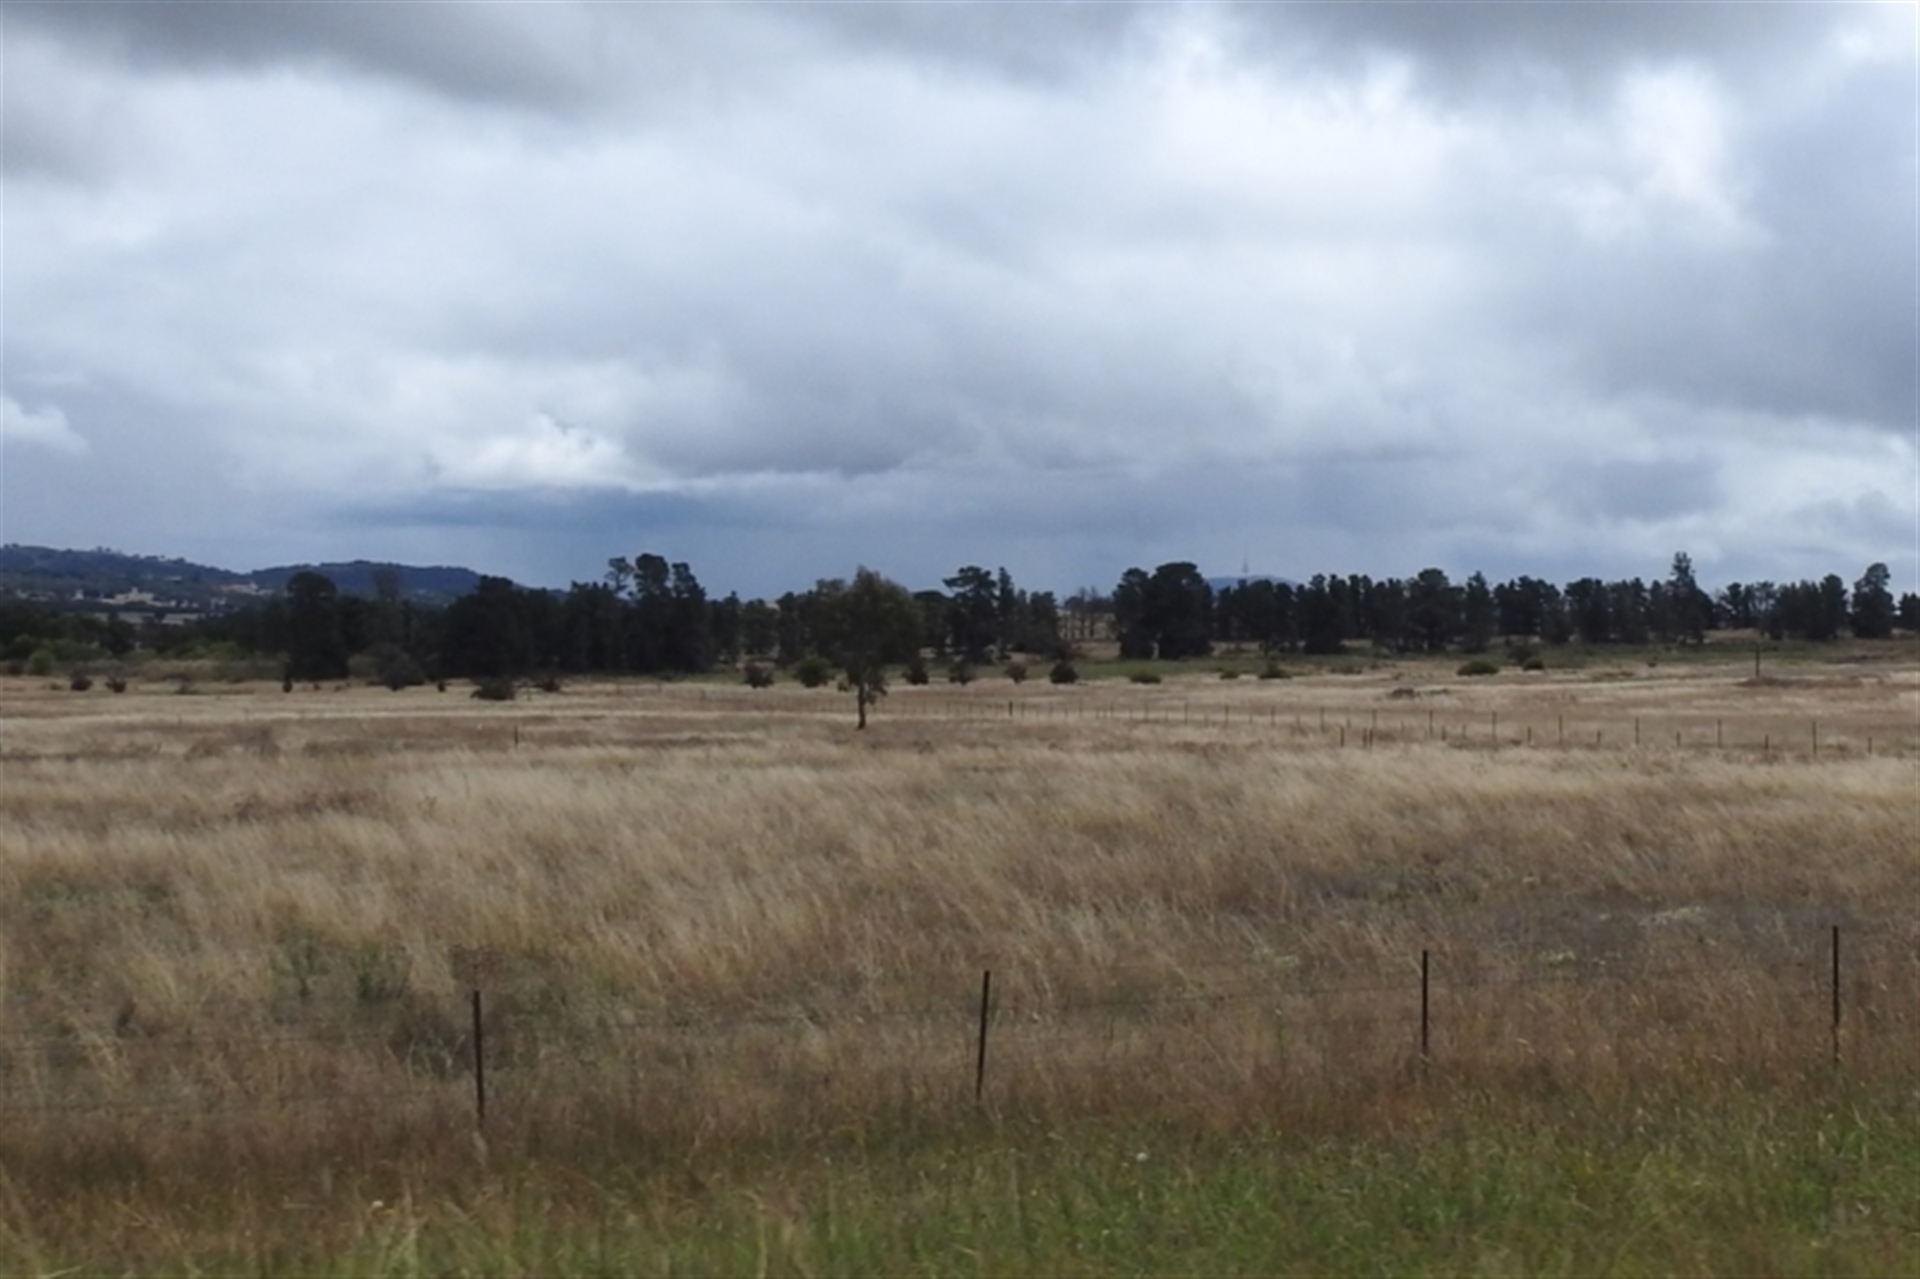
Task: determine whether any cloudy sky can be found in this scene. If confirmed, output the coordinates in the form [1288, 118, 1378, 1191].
[4, 1, 1915, 598]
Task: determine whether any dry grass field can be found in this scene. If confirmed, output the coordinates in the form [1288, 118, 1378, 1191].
[2, 647, 1917, 1271]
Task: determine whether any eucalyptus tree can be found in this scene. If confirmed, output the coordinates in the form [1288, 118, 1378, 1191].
[813, 568, 923, 729]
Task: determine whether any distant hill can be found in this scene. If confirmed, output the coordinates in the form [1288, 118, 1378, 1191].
[0, 545, 481, 611]
[246, 560, 481, 601]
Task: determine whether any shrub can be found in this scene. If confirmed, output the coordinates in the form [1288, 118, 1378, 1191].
[1048, 659, 1079, 685]
[1507, 641, 1539, 666]
[1457, 658, 1501, 677]
[1129, 671, 1162, 685]
[106, 676, 128, 694]
[946, 660, 975, 686]
[743, 663, 775, 689]
[903, 654, 931, 686]
[1257, 661, 1290, 680]
[27, 648, 56, 678]
[1218, 669, 1240, 680]
[470, 677, 517, 701]
[355, 642, 427, 691]
[1522, 656, 1547, 672]
[351, 943, 411, 1006]
[535, 675, 563, 694]
[793, 655, 832, 689]
[1004, 659, 1029, 684]
[68, 673, 94, 692]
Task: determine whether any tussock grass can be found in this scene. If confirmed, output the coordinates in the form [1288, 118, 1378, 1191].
[2, 660, 1916, 1269]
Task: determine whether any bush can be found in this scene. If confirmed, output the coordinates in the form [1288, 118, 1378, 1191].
[903, 654, 931, 686]
[470, 677, 517, 701]
[354, 642, 427, 691]
[27, 648, 56, 678]
[534, 675, 563, 694]
[1048, 659, 1079, 685]
[106, 676, 128, 694]
[1257, 661, 1290, 680]
[793, 655, 832, 689]
[1522, 656, 1547, 672]
[1457, 658, 1501, 677]
[1004, 660, 1029, 684]
[946, 660, 975, 686]
[1506, 641, 1539, 667]
[1218, 669, 1240, 680]
[743, 663, 775, 689]
[1129, 671, 1162, 685]
[68, 673, 94, 692]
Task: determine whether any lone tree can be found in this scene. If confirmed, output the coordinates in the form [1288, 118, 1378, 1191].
[813, 567, 922, 729]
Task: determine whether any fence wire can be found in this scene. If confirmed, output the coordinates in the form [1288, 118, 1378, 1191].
[1, 926, 1912, 1126]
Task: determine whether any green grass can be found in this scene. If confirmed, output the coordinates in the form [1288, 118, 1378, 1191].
[13, 1079, 1916, 1276]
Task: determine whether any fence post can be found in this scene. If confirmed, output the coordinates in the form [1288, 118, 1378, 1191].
[1831, 925, 1841, 1068]
[1420, 950, 1431, 1068]
[974, 970, 993, 1103]
[471, 989, 486, 1127]
[1811, 720, 1818, 756]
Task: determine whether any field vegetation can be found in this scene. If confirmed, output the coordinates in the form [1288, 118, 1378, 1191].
[2, 646, 1916, 1272]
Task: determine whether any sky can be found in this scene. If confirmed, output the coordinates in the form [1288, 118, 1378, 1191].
[3, 0, 1916, 599]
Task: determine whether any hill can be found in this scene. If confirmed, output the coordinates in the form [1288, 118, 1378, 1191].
[0, 545, 481, 611]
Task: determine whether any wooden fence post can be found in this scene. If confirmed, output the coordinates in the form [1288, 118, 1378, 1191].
[471, 989, 486, 1127]
[975, 970, 993, 1103]
[1420, 950, 1431, 1067]
[1831, 926, 1841, 1068]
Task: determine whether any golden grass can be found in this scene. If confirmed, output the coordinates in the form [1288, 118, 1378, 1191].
[1, 656, 1916, 1190]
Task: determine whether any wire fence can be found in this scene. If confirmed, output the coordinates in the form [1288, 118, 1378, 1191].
[3, 922, 1913, 1133]
[491, 685, 1920, 759]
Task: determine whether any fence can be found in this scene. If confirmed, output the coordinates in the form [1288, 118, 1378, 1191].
[2, 923, 1913, 1144]
[506, 683, 1920, 760]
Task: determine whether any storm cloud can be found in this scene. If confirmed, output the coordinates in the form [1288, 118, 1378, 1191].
[4, 1, 1913, 596]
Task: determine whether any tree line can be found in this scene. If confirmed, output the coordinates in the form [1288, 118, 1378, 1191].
[4, 552, 1914, 688]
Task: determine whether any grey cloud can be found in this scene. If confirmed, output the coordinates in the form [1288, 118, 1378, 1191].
[3, 1, 1911, 598]
[1231, 1, 1847, 100]
[6, 0, 599, 111]
[784, 0, 1147, 83]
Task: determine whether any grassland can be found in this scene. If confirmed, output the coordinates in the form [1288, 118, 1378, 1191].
[2, 646, 1917, 1273]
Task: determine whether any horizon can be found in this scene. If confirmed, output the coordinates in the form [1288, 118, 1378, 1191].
[6, 539, 1912, 606]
